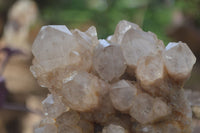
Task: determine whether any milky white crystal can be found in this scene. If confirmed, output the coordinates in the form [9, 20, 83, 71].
[32, 25, 76, 71]
[32, 25, 98, 81]
[35, 118, 57, 133]
[42, 94, 68, 118]
[163, 42, 196, 82]
[120, 28, 164, 73]
[110, 20, 141, 44]
[93, 40, 126, 81]
[110, 80, 137, 112]
[136, 51, 165, 95]
[31, 20, 196, 133]
[34, 124, 57, 133]
[60, 71, 102, 111]
[129, 93, 171, 124]
[56, 110, 80, 126]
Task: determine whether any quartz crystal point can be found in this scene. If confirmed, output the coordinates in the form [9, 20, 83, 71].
[56, 110, 80, 126]
[129, 93, 171, 124]
[110, 20, 141, 44]
[60, 71, 102, 111]
[35, 118, 57, 133]
[120, 28, 164, 74]
[163, 42, 196, 83]
[42, 94, 68, 118]
[136, 52, 165, 95]
[34, 124, 57, 133]
[31, 20, 196, 133]
[110, 80, 137, 112]
[31, 25, 97, 87]
[32, 25, 77, 71]
[93, 39, 126, 81]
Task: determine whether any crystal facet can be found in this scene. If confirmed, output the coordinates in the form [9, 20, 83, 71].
[110, 80, 137, 112]
[93, 40, 126, 81]
[31, 20, 196, 133]
[163, 42, 196, 82]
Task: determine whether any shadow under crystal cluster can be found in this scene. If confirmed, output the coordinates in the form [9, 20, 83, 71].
[31, 20, 196, 133]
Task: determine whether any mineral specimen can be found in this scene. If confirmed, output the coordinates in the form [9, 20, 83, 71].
[31, 20, 196, 133]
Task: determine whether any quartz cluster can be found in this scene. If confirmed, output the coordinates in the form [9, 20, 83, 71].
[31, 20, 196, 133]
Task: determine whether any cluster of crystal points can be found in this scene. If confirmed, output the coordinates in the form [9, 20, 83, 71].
[31, 20, 196, 133]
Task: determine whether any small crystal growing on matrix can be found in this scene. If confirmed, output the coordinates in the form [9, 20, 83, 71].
[31, 20, 196, 133]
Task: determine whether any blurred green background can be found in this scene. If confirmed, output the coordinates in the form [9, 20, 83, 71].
[0, 0, 200, 44]
[35, 0, 200, 44]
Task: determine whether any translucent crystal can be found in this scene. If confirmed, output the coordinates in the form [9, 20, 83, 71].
[136, 121, 182, 133]
[32, 25, 77, 71]
[93, 93, 115, 124]
[60, 71, 102, 111]
[31, 21, 196, 133]
[93, 40, 126, 81]
[121, 28, 164, 73]
[110, 20, 141, 44]
[169, 89, 192, 118]
[39, 117, 55, 126]
[42, 94, 68, 118]
[56, 110, 80, 126]
[31, 25, 97, 87]
[163, 42, 196, 82]
[85, 26, 99, 46]
[105, 114, 132, 131]
[102, 124, 128, 133]
[34, 124, 57, 133]
[110, 80, 137, 112]
[35, 118, 57, 133]
[136, 52, 165, 95]
[129, 93, 171, 124]
[77, 119, 94, 133]
[57, 125, 82, 133]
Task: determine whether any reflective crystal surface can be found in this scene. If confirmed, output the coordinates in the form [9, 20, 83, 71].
[163, 42, 196, 82]
[42, 94, 68, 118]
[93, 40, 126, 81]
[110, 80, 137, 112]
[31, 20, 196, 133]
[129, 93, 171, 124]
[120, 28, 164, 74]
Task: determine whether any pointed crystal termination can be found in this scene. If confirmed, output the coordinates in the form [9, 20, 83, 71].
[60, 71, 102, 111]
[136, 52, 166, 95]
[32, 25, 76, 71]
[42, 94, 68, 118]
[120, 28, 165, 74]
[129, 93, 171, 124]
[56, 110, 80, 126]
[110, 20, 141, 44]
[93, 39, 127, 82]
[31, 20, 196, 133]
[110, 80, 137, 112]
[34, 124, 57, 133]
[34, 118, 57, 133]
[163, 42, 196, 83]
[31, 25, 98, 87]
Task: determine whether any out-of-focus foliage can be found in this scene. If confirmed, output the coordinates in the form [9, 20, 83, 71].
[176, 0, 200, 25]
[34, 0, 199, 44]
